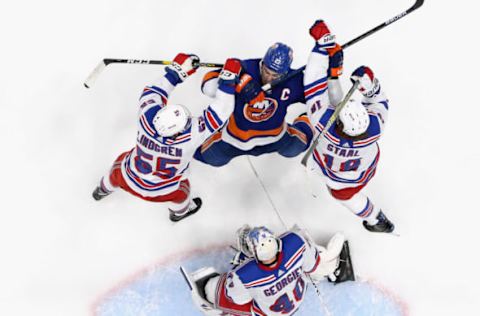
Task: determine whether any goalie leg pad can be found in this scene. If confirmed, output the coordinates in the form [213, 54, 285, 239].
[181, 267, 224, 315]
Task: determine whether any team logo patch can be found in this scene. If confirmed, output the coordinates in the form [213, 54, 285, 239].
[243, 97, 278, 123]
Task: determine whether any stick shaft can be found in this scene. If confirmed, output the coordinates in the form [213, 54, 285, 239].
[263, 0, 424, 91]
[300, 81, 360, 166]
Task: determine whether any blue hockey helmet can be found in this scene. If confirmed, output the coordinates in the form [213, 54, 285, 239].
[262, 42, 293, 75]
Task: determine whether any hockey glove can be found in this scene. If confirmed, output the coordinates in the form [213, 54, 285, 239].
[328, 44, 343, 78]
[235, 224, 254, 258]
[166, 53, 200, 84]
[230, 251, 250, 267]
[350, 66, 381, 98]
[309, 20, 336, 50]
[236, 74, 265, 106]
[218, 58, 242, 87]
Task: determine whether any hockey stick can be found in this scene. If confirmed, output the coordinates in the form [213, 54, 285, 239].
[300, 80, 360, 166]
[261, 0, 425, 92]
[246, 157, 333, 316]
[83, 58, 223, 89]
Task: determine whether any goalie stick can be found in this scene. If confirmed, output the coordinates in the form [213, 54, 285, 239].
[261, 0, 425, 91]
[83, 58, 223, 89]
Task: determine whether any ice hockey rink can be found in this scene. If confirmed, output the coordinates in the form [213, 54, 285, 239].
[1, 0, 479, 315]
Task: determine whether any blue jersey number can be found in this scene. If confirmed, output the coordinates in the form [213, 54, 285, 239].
[323, 154, 361, 172]
[269, 278, 306, 313]
[134, 146, 180, 179]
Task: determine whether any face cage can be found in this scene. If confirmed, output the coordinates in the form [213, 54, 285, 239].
[253, 237, 282, 263]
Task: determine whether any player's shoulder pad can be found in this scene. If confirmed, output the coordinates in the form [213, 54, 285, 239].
[279, 231, 306, 252]
[234, 258, 273, 285]
[240, 58, 262, 76]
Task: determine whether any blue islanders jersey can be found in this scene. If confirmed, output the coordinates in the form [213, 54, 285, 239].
[119, 71, 235, 198]
[304, 47, 389, 190]
[201, 59, 306, 151]
[224, 231, 321, 316]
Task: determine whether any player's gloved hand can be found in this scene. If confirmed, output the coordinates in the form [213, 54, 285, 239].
[350, 66, 381, 97]
[309, 20, 336, 49]
[236, 74, 265, 106]
[166, 53, 200, 83]
[235, 224, 254, 258]
[230, 251, 250, 267]
[328, 44, 343, 78]
[218, 58, 242, 87]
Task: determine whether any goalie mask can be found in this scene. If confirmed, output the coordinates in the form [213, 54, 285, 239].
[338, 99, 370, 137]
[246, 226, 281, 262]
[152, 104, 192, 137]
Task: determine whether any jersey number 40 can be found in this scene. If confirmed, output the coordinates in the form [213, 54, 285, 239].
[270, 278, 305, 314]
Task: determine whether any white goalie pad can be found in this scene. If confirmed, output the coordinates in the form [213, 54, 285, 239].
[290, 225, 345, 282]
[310, 232, 346, 281]
[180, 266, 225, 316]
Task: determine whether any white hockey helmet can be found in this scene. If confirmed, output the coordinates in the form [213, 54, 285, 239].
[338, 99, 370, 137]
[246, 226, 280, 262]
[152, 104, 191, 137]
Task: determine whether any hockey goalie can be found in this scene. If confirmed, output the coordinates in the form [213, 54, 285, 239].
[181, 225, 354, 316]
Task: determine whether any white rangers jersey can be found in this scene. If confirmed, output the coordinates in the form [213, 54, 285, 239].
[120, 72, 235, 198]
[223, 231, 321, 316]
[304, 48, 389, 190]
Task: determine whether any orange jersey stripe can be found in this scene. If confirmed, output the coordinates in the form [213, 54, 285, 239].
[287, 126, 307, 144]
[200, 130, 223, 153]
[293, 115, 315, 135]
[202, 70, 220, 84]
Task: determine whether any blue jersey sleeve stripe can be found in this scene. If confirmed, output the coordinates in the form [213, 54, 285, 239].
[305, 87, 327, 101]
[140, 90, 157, 98]
[207, 106, 224, 127]
[304, 76, 328, 90]
[148, 86, 169, 99]
[203, 111, 215, 133]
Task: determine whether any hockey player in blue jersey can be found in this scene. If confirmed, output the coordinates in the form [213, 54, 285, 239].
[183, 225, 354, 316]
[304, 20, 394, 233]
[193, 39, 343, 167]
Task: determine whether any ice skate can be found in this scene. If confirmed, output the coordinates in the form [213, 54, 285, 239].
[363, 211, 395, 233]
[169, 197, 202, 222]
[92, 186, 111, 201]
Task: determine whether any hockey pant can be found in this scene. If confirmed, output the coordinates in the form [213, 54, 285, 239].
[329, 184, 380, 225]
[100, 151, 192, 214]
[194, 119, 314, 167]
[204, 273, 253, 316]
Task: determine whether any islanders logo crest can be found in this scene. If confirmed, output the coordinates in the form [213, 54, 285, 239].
[243, 97, 278, 123]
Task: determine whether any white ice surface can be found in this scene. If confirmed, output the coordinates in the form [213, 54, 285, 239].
[1, 0, 479, 315]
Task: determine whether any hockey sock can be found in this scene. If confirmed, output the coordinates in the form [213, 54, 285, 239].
[167, 196, 192, 216]
[100, 175, 116, 193]
[338, 193, 380, 225]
